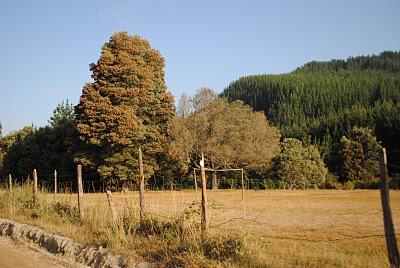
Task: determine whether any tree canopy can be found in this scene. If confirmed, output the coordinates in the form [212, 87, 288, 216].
[75, 32, 175, 186]
[174, 97, 280, 172]
[0, 102, 76, 182]
[222, 51, 400, 175]
[338, 127, 381, 181]
[271, 138, 327, 189]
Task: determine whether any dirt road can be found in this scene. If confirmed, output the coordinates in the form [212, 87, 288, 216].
[0, 237, 66, 268]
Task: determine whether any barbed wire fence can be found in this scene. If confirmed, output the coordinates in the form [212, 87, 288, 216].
[1, 148, 399, 265]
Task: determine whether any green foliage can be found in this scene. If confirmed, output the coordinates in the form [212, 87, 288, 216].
[75, 32, 175, 186]
[221, 51, 400, 174]
[173, 97, 280, 172]
[203, 235, 245, 262]
[271, 138, 327, 189]
[338, 127, 381, 181]
[0, 101, 75, 183]
[48, 100, 74, 128]
[51, 201, 80, 222]
[324, 173, 342, 189]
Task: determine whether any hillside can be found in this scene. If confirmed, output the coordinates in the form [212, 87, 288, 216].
[222, 51, 400, 172]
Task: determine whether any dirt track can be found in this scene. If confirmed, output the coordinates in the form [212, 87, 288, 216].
[0, 237, 65, 268]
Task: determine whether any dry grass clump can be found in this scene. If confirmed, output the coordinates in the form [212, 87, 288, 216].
[1, 186, 399, 267]
[0, 185, 247, 267]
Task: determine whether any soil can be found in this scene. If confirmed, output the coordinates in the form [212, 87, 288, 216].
[0, 237, 68, 268]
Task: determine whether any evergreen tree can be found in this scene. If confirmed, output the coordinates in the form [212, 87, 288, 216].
[222, 51, 400, 176]
[49, 100, 74, 128]
[75, 32, 175, 187]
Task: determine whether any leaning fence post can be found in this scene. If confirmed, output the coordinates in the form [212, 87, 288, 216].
[139, 147, 145, 221]
[379, 147, 400, 268]
[200, 154, 208, 234]
[33, 169, 38, 203]
[106, 190, 118, 221]
[77, 165, 85, 219]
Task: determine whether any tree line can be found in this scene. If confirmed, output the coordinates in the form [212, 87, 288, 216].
[0, 34, 397, 190]
[222, 51, 400, 187]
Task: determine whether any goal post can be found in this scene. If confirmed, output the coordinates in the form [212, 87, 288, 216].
[192, 168, 245, 200]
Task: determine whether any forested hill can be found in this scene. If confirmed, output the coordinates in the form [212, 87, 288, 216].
[221, 51, 400, 170]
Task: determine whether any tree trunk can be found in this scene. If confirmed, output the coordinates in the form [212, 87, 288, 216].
[211, 162, 218, 190]
[212, 171, 218, 190]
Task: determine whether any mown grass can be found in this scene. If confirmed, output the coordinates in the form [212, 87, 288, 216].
[0, 185, 399, 267]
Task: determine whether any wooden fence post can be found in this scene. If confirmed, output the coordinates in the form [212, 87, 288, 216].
[139, 147, 145, 221]
[106, 190, 118, 221]
[241, 170, 244, 201]
[77, 165, 85, 219]
[379, 147, 400, 268]
[33, 169, 38, 203]
[200, 154, 208, 233]
[241, 169, 245, 219]
[54, 170, 57, 196]
[8, 174, 12, 194]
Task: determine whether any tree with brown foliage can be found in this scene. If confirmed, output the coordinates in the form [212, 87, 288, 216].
[75, 32, 175, 187]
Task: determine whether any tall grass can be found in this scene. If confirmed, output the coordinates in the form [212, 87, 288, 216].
[0, 185, 246, 267]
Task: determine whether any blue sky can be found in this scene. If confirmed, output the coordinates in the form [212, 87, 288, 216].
[0, 0, 399, 135]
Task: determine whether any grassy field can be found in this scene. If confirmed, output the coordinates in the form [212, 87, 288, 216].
[2, 188, 400, 267]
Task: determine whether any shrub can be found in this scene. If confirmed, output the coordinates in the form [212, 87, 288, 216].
[271, 138, 327, 189]
[389, 174, 400, 189]
[52, 201, 80, 222]
[324, 173, 342, 189]
[343, 181, 355, 190]
[203, 235, 245, 262]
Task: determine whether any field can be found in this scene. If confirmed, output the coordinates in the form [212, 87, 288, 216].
[2, 188, 400, 267]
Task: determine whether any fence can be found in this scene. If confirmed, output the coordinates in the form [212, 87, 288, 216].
[2, 148, 400, 266]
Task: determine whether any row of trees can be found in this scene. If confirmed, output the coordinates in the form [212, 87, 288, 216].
[0, 33, 390, 190]
[0, 32, 283, 190]
[222, 51, 400, 180]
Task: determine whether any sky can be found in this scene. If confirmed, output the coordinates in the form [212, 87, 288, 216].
[0, 0, 399, 135]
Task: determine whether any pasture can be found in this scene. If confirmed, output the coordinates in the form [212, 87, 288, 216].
[48, 189, 400, 267]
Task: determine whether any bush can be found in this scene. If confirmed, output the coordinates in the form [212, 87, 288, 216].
[389, 174, 400, 189]
[324, 173, 342, 189]
[52, 201, 80, 222]
[354, 178, 380, 189]
[271, 138, 327, 189]
[343, 181, 355, 190]
[203, 235, 245, 262]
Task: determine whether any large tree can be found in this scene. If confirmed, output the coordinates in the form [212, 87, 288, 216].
[75, 32, 175, 187]
[174, 97, 280, 189]
[271, 138, 327, 189]
[338, 127, 381, 181]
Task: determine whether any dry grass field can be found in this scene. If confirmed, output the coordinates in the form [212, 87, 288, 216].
[50, 189, 400, 267]
[2, 188, 399, 267]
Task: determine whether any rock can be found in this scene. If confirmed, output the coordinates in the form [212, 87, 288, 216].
[0, 218, 140, 267]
